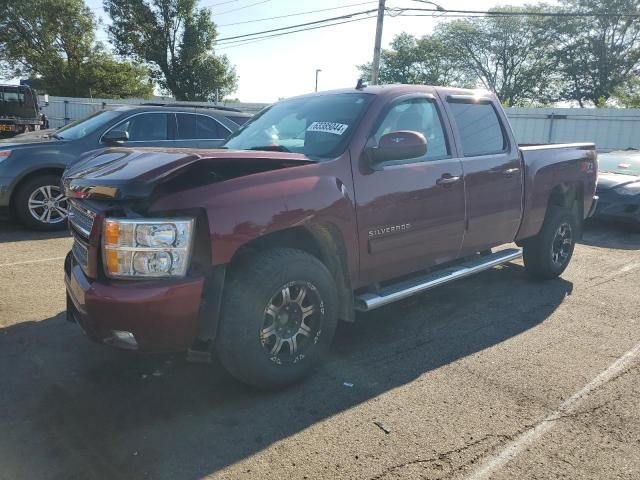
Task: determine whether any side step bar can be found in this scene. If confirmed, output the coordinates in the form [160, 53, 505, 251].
[354, 248, 522, 312]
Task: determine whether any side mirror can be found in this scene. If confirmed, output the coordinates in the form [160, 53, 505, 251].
[368, 131, 427, 166]
[102, 129, 129, 144]
[43, 94, 49, 107]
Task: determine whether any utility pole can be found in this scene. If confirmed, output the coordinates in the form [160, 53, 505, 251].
[315, 69, 322, 92]
[371, 0, 386, 85]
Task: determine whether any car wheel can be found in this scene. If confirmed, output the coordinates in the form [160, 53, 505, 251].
[216, 248, 338, 389]
[523, 206, 578, 280]
[15, 174, 69, 231]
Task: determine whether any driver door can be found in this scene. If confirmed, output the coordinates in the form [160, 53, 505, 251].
[352, 94, 466, 285]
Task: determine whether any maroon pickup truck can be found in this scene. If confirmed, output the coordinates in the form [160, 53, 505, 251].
[63, 85, 598, 388]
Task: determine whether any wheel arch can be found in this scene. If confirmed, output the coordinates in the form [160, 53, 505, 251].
[194, 222, 354, 345]
[9, 167, 66, 214]
[517, 181, 584, 245]
[227, 223, 355, 323]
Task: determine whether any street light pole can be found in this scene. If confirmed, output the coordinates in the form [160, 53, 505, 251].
[371, 0, 386, 85]
[315, 69, 322, 92]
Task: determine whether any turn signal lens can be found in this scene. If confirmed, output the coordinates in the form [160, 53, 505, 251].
[104, 220, 120, 246]
[105, 249, 120, 274]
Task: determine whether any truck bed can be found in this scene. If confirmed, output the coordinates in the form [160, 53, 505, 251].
[516, 142, 597, 241]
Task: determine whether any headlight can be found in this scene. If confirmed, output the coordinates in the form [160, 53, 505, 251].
[0, 150, 11, 163]
[102, 218, 195, 279]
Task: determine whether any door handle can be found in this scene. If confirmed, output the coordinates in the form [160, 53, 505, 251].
[436, 174, 461, 186]
[503, 167, 520, 177]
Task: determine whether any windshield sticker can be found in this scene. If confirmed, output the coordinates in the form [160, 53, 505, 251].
[307, 122, 349, 136]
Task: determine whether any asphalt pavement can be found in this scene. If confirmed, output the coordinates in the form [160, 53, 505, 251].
[0, 219, 638, 480]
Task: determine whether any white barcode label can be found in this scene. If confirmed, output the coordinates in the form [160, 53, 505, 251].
[307, 122, 349, 136]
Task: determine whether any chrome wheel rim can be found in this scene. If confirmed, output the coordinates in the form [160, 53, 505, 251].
[551, 222, 573, 266]
[28, 185, 68, 224]
[260, 281, 324, 365]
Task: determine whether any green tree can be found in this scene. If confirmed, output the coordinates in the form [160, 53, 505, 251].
[76, 52, 154, 99]
[435, 6, 561, 106]
[104, 0, 237, 101]
[613, 75, 640, 107]
[0, 0, 153, 98]
[357, 32, 474, 87]
[553, 0, 640, 106]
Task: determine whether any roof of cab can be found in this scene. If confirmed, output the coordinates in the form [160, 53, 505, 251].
[287, 84, 494, 101]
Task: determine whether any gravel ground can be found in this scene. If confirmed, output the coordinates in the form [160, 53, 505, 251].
[0, 219, 638, 480]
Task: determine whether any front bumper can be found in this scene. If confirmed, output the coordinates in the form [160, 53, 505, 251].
[64, 252, 205, 352]
[593, 194, 640, 226]
[0, 177, 12, 207]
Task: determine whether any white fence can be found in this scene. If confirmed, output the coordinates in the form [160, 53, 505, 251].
[39, 96, 640, 151]
[506, 107, 640, 151]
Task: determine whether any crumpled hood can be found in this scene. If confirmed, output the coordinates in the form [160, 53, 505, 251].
[597, 172, 640, 191]
[63, 147, 314, 201]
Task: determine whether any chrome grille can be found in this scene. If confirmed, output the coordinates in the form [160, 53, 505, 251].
[69, 202, 96, 238]
[72, 237, 89, 269]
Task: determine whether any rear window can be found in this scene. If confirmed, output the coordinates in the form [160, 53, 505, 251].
[176, 114, 229, 139]
[449, 101, 507, 157]
[225, 115, 250, 126]
[1, 90, 24, 103]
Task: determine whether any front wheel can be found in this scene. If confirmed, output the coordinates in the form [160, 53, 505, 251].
[216, 248, 338, 389]
[523, 206, 578, 280]
[14, 174, 69, 231]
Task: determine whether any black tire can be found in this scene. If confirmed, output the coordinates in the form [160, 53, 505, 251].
[216, 248, 338, 389]
[523, 206, 578, 280]
[14, 174, 68, 231]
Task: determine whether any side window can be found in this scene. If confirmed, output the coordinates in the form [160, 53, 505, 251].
[115, 113, 169, 141]
[448, 101, 507, 156]
[374, 98, 449, 160]
[176, 114, 229, 140]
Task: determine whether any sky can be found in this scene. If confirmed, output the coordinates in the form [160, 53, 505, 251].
[81, 0, 532, 102]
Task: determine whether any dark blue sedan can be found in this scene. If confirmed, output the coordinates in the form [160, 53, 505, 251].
[595, 150, 640, 230]
[0, 105, 251, 230]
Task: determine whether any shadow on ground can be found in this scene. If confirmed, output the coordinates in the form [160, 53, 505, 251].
[0, 218, 70, 244]
[580, 220, 640, 250]
[0, 263, 573, 479]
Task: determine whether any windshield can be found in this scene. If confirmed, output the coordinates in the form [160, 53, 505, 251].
[598, 152, 640, 176]
[224, 93, 374, 159]
[55, 110, 122, 140]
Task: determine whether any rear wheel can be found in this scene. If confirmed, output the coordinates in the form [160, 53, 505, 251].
[15, 174, 68, 231]
[523, 206, 578, 279]
[216, 248, 338, 389]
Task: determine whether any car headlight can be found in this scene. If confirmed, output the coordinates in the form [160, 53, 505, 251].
[0, 150, 11, 163]
[102, 218, 195, 279]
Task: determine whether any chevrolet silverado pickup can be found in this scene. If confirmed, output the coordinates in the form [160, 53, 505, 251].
[62, 85, 598, 389]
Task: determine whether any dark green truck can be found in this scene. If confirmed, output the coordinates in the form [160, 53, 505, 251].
[0, 85, 48, 137]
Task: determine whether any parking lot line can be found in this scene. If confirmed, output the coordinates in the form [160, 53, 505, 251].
[0, 256, 66, 267]
[466, 340, 640, 480]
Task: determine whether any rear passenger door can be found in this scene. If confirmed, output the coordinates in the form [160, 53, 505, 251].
[175, 113, 232, 148]
[442, 95, 523, 255]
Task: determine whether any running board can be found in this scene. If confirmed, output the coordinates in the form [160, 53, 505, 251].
[354, 248, 522, 312]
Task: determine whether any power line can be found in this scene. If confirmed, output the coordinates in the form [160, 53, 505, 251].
[215, 8, 377, 43]
[200, 0, 243, 7]
[215, 15, 375, 50]
[392, 7, 640, 18]
[217, 1, 377, 27]
[214, 0, 272, 16]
